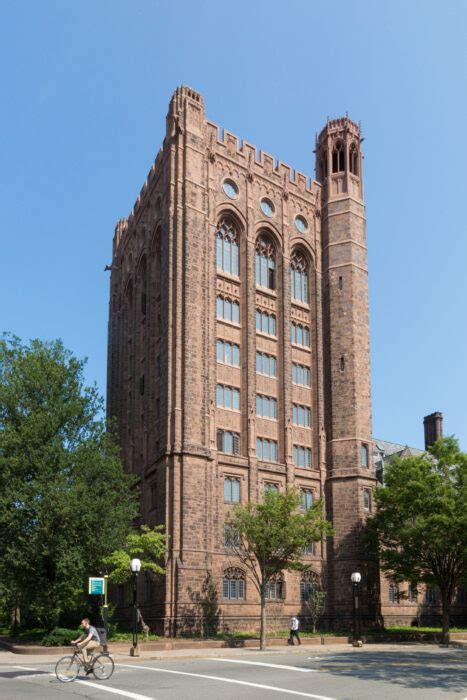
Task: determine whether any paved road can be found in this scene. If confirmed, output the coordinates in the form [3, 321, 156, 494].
[0, 645, 465, 699]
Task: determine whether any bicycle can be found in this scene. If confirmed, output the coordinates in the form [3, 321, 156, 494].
[55, 643, 115, 682]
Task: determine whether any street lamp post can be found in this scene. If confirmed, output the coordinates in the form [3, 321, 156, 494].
[350, 572, 362, 647]
[130, 558, 141, 657]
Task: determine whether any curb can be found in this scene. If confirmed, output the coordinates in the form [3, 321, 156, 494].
[0, 636, 343, 655]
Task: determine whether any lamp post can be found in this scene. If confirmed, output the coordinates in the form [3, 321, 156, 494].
[130, 558, 141, 657]
[350, 572, 362, 647]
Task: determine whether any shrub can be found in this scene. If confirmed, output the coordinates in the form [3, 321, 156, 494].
[41, 627, 79, 646]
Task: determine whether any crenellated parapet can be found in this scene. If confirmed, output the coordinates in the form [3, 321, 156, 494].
[205, 120, 319, 199]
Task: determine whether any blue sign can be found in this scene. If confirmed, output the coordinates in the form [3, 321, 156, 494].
[88, 577, 105, 595]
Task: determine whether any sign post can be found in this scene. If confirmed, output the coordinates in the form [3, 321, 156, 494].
[88, 577, 108, 652]
[88, 577, 105, 595]
[103, 575, 109, 652]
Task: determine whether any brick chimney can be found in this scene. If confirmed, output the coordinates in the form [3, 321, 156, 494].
[423, 412, 443, 450]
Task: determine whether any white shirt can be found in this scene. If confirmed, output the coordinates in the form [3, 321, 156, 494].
[290, 617, 299, 631]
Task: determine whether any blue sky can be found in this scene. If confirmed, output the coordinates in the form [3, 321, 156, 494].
[1, 0, 466, 449]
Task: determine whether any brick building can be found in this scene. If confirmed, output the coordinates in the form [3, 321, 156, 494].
[107, 86, 379, 634]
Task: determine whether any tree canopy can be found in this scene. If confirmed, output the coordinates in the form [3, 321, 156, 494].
[0, 335, 138, 628]
[367, 436, 467, 643]
[103, 525, 167, 584]
[226, 487, 332, 649]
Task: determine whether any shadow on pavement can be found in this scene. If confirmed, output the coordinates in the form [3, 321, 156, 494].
[311, 650, 467, 693]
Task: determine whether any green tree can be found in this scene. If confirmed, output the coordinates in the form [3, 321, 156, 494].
[0, 334, 138, 629]
[103, 525, 166, 584]
[226, 488, 332, 649]
[103, 525, 166, 636]
[367, 437, 467, 644]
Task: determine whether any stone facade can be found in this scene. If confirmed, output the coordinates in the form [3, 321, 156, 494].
[107, 86, 379, 634]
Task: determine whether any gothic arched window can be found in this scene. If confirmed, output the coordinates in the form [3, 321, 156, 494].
[255, 235, 276, 290]
[290, 251, 308, 304]
[332, 141, 345, 173]
[222, 568, 245, 600]
[349, 143, 359, 176]
[216, 219, 239, 276]
[300, 570, 320, 602]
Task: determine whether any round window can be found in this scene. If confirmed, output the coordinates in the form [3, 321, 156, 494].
[223, 179, 239, 199]
[294, 215, 308, 233]
[260, 198, 275, 217]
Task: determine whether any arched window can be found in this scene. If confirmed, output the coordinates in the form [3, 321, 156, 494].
[222, 568, 245, 600]
[265, 575, 285, 600]
[256, 309, 276, 336]
[255, 235, 275, 290]
[290, 251, 308, 304]
[216, 219, 239, 276]
[332, 141, 345, 173]
[388, 583, 400, 604]
[300, 571, 320, 602]
[349, 143, 359, 176]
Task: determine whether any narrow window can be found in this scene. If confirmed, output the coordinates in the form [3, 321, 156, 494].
[290, 251, 309, 304]
[232, 301, 240, 324]
[349, 143, 359, 176]
[256, 352, 262, 373]
[340, 356, 345, 372]
[338, 275, 343, 290]
[224, 298, 232, 322]
[224, 477, 232, 502]
[216, 295, 223, 319]
[361, 444, 369, 468]
[332, 141, 345, 173]
[300, 489, 313, 511]
[363, 490, 370, 512]
[216, 219, 239, 275]
[255, 236, 276, 290]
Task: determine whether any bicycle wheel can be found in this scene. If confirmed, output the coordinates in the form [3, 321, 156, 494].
[55, 655, 80, 682]
[92, 653, 115, 680]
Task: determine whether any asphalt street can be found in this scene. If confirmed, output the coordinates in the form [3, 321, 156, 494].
[0, 645, 466, 699]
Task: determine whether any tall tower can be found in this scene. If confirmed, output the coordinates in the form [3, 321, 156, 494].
[108, 89, 378, 633]
[317, 118, 379, 624]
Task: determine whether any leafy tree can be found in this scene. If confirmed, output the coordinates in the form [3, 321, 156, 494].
[103, 525, 166, 635]
[367, 436, 467, 644]
[0, 334, 138, 629]
[103, 525, 166, 584]
[226, 488, 332, 649]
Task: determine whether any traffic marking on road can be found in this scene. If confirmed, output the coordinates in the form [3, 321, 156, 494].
[75, 679, 155, 699]
[208, 658, 316, 672]
[13, 665, 155, 700]
[118, 663, 335, 699]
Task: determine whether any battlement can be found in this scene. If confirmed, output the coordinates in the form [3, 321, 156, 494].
[206, 120, 318, 195]
[115, 88, 326, 254]
[318, 116, 361, 143]
[170, 85, 204, 107]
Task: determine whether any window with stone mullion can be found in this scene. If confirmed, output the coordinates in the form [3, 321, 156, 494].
[255, 236, 275, 290]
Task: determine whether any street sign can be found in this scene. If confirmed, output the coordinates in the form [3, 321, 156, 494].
[88, 577, 105, 595]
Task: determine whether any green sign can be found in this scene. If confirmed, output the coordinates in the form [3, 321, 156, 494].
[88, 577, 105, 595]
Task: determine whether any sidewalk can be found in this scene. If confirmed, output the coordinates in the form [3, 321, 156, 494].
[0, 639, 464, 667]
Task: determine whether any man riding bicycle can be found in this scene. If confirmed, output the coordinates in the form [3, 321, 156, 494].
[71, 618, 101, 666]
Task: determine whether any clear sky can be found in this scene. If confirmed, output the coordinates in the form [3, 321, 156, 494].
[1, 0, 466, 449]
